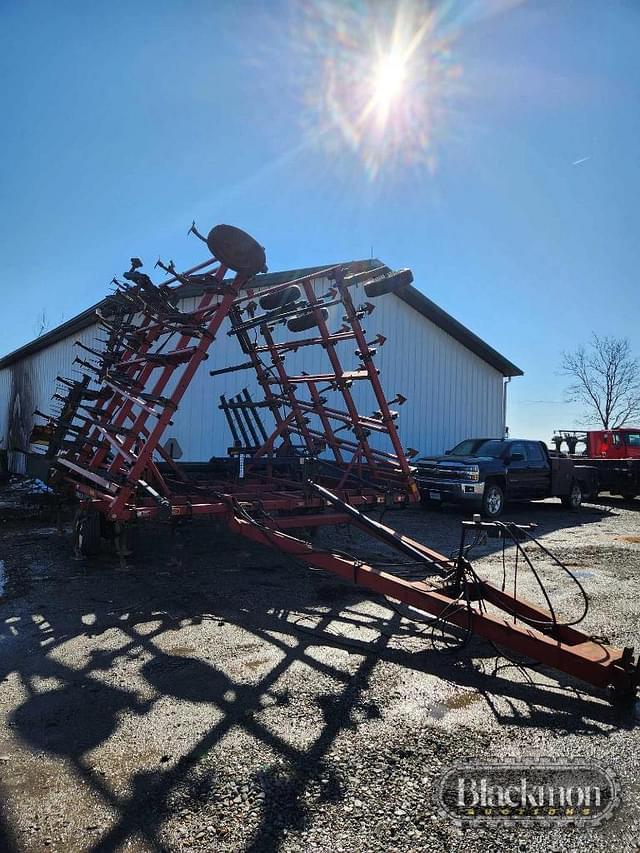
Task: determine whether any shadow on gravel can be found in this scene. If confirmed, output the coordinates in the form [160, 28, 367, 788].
[0, 514, 635, 852]
[585, 494, 640, 512]
[0, 798, 20, 853]
[417, 497, 616, 559]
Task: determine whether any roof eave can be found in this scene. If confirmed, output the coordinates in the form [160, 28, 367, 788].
[0, 259, 523, 377]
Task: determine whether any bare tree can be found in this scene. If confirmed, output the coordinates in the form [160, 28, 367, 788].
[561, 334, 640, 428]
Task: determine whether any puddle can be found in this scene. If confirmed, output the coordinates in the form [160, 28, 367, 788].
[573, 570, 594, 579]
[430, 691, 482, 718]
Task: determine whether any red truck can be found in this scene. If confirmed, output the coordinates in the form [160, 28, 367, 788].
[552, 428, 640, 501]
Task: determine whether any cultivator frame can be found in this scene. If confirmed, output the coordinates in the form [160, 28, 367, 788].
[36, 223, 639, 701]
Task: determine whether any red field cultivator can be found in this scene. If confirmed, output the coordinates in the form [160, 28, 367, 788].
[36, 223, 639, 701]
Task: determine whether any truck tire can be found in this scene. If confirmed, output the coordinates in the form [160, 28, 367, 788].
[482, 482, 504, 518]
[561, 481, 583, 510]
[621, 492, 638, 502]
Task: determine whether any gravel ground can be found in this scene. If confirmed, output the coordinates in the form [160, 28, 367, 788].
[1, 481, 640, 852]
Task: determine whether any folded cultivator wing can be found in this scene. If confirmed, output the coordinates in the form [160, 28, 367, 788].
[36, 223, 639, 703]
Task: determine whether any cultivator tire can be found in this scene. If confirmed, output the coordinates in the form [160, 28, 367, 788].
[287, 308, 329, 333]
[206, 224, 266, 277]
[73, 509, 101, 557]
[364, 268, 413, 298]
[259, 285, 301, 311]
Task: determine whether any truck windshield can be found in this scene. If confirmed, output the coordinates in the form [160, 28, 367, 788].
[449, 439, 507, 458]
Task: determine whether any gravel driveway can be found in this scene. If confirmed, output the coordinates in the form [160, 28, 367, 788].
[1, 483, 639, 852]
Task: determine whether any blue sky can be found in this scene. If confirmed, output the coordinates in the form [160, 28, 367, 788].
[1, 0, 638, 441]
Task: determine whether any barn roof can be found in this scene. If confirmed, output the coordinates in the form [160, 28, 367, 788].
[0, 260, 522, 377]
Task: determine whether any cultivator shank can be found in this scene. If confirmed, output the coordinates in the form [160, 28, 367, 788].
[36, 223, 639, 701]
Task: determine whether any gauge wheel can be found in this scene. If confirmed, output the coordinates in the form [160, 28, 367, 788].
[259, 285, 301, 311]
[287, 308, 329, 333]
[364, 268, 414, 297]
[73, 509, 101, 557]
[481, 482, 504, 518]
[561, 480, 583, 509]
[206, 224, 266, 277]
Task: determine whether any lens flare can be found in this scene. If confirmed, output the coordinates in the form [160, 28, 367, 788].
[284, 0, 464, 180]
[240, 1, 526, 184]
[372, 51, 408, 123]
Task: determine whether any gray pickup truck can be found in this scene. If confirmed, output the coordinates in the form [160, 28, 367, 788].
[414, 437, 596, 518]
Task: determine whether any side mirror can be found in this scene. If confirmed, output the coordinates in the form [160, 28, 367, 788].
[444, 449, 452, 455]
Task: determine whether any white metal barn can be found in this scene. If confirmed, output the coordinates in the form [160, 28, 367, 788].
[0, 260, 522, 474]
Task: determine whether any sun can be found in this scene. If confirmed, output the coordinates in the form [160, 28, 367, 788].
[275, 0, 465, 178]
[372, 51, 408, 119]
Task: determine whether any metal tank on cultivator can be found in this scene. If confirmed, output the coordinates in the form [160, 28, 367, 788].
[35, 223, 640, 703]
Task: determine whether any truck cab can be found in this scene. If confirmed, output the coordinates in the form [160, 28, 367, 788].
[586, 429, 640, 459]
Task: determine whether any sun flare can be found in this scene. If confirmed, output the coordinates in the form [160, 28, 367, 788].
[373, 52, 408, 120]
[276, 1, 467, 179]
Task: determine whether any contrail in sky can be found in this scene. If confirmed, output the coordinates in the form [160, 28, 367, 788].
[572, 156, 591, 166]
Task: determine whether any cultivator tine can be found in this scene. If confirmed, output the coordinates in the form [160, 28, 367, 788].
[242, 389, 268, 443]
[155, 258, 175, 275]
[209, 360, 255, 378]
[188, 220, 208, 244]
[220, 395, 242, 447]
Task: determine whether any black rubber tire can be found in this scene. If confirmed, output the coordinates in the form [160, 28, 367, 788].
[259, 286, 301, 311]
[561, 480, 583, 510]
[481, 482, 504, 518]
[287, 308, 329, 333]
[74, 510, 101, 557]
[364, 268, 413, 298]
[206, 224, 266, 277]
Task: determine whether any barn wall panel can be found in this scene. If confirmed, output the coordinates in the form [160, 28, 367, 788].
[0, 281, 506, 471]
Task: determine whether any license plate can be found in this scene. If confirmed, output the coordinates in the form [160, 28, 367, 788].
[429, 490, 441, 501]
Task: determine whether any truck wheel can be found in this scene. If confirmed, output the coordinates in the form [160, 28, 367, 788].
[561, 481, 582, 510]
[621, 492, 638, 502]
[482, 483, 504, 518]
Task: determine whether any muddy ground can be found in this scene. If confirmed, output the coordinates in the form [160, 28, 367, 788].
[1, 481, 640, 852]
